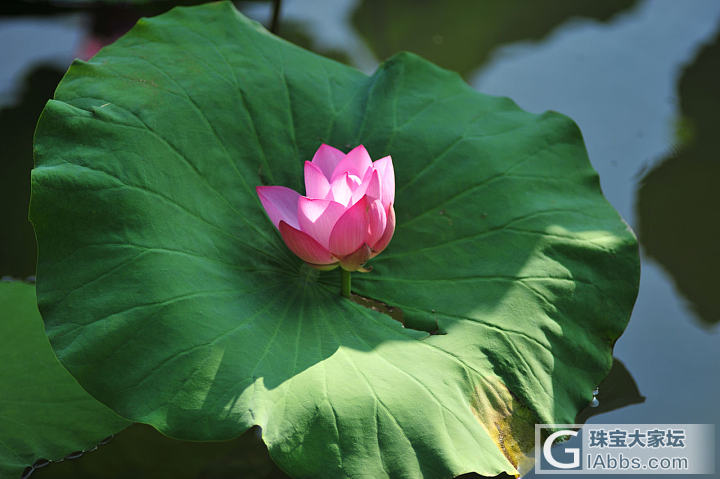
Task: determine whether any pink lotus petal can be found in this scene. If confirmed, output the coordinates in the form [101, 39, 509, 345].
[304, 161, 331, 199]
[311, 144, 345, 180]
[349, 168, 371, 205]
[279, 221, 336, 265]
[366, 198, 387, 247]
[329, 173, 354, 206]
[373, 155, 395, 209]
[338, 244, 371, 272]
[256, 186, 301, 229]
[329, 197, 368, 256]
[258, 144, 396, 268]
[297, 197, 346, 249]
[370, 203, 395, 257]
[330, 145, 372, 181]
[351, 168, 381, 204]
[365, 168, 382, 200]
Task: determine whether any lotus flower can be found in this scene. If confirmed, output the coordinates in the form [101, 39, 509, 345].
[256, 144, 395, 272]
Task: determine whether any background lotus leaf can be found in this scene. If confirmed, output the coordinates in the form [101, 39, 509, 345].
[636, 31, 720, 327]
[352, 0, 637, 78]
[0, 281, 130, 478]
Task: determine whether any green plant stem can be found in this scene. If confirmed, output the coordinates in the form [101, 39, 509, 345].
[341, 269, 351, 298]
[270, 0, 282, 34]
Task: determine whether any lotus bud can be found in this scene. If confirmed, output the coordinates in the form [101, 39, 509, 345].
[256, 144, 395, 274]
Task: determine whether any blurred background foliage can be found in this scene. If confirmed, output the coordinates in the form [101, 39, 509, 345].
[636, 30, 720, 326]
[351, 0, 638, 77]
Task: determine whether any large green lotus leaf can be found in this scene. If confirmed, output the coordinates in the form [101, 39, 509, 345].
[0, 281, 130, 477]
[30, 2, 639, 478]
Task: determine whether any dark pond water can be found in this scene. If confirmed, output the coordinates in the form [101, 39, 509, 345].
[1, 0, 718, 477]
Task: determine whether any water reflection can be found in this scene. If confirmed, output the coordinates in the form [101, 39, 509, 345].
[576, 358, 645, 424]
[0, 65, 64, 278]
[472, 0, 720, 223]
[352, 0, 637, 78]
[636, 31, 720, 327]
[34, 424, 290, 479]
[270, 0, 377, 72]
[0, 15, 81, 105]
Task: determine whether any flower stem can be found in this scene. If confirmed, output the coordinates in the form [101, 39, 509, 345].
[341, 269, 351, 298]
[270, 0, 282, 34]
